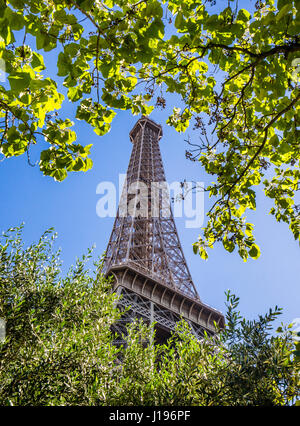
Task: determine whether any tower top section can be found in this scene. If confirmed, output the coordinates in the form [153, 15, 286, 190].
[103, 116, 225, 337]
[104, 115, 199, 299]
[129, 115, 163, 143]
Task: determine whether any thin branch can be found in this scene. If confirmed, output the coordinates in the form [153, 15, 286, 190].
[208, 92, 300, 213]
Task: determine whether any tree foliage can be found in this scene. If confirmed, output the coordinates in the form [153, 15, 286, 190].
[0, 227, 299, 406]
[0, 0, 299, 258]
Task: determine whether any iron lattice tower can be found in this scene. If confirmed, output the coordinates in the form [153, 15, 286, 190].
[103, 116, 224, 343]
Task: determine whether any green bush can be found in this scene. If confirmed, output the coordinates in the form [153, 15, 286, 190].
[0, 227, 299, 406]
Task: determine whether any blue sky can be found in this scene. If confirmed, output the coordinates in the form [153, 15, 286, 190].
[0, 0, 299, 331]
[1, 106, 299, 329]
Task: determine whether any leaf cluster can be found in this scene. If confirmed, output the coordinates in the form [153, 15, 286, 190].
[0, 0, 299, 252]
[0, 227, 298, 406]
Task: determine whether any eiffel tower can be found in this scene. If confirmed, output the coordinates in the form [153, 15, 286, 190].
[103, 116, 224, 344]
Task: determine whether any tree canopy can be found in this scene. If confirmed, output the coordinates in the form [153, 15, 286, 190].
[0, 227, 299, 406]
[0, 0, 299, 259]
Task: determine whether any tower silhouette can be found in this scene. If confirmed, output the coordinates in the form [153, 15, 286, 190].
[103, 116, 224, 343]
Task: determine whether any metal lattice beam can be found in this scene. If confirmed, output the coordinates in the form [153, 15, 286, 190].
[103, 116, 199, 299]
[103, 116, 224, 342]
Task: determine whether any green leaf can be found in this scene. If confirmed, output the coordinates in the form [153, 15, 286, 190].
[249, 244, 261, 259]
[237, 9, 251, 22]
[8, 72, 31, 93]
[175, 12, 183, 29]
[276, 4, 293, 21]
[19, 92, 32, 105]
[53, 168, 68, 181]
[269, 134, 279, 148]
[199, 247, 208, 260]
[223, 238, 235, 253]
[31, 52, 45, 71]
[72, 157, 86, 171]
[68, 86, 83, 102]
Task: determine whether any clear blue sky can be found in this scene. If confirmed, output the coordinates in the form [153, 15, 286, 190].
[0, 0, 299, 330]
[1, 107, 299, 329]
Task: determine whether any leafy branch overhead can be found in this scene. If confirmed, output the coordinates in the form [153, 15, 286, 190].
[0, 0, 299, 260]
